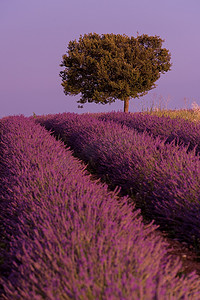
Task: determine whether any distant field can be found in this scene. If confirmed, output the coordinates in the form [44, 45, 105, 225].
[144, 108, 200, 123]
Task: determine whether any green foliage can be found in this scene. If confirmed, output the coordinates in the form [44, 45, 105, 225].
[60, 33, 172, 110]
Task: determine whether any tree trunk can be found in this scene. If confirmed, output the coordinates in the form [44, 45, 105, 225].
[124, 97, 129, 112]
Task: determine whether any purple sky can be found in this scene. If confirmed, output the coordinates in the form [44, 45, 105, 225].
[1, 0, 200, 118]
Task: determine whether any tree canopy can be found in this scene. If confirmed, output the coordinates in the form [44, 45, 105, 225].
[60, 33, 172, 112]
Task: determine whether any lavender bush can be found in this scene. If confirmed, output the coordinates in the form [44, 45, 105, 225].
[2, 116, 200, 298]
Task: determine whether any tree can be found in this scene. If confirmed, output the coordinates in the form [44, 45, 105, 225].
[59, 33, 172, 112]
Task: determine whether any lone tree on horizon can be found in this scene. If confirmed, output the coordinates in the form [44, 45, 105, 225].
[60, 33, 172, 112]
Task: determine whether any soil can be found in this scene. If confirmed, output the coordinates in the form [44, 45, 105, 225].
[156, 229, 200, 276]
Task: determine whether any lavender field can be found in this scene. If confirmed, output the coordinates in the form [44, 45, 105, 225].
[1, 113, 200, 299]
[35, 112, 200, 247]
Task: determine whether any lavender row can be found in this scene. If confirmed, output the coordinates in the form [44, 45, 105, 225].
[1, 116, 198, 299]
[34, 113, 200, 250]
[91, 111, 200, 154]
